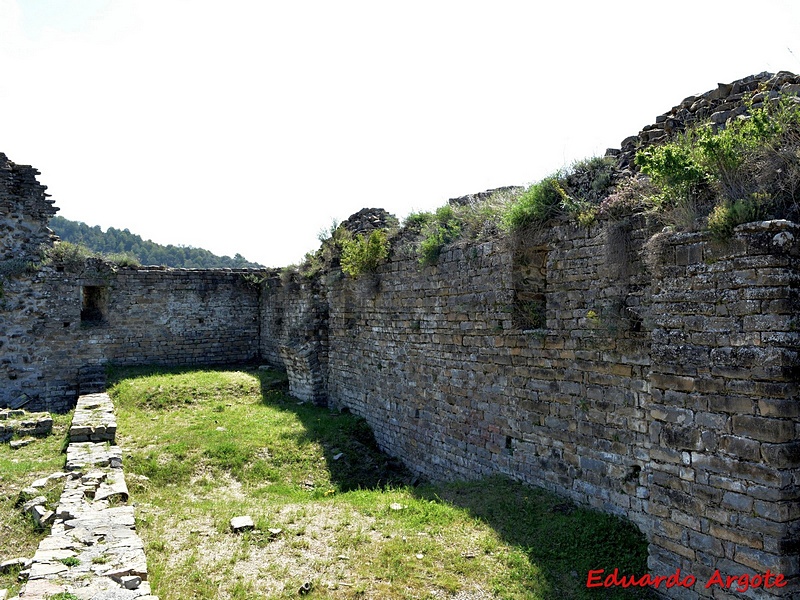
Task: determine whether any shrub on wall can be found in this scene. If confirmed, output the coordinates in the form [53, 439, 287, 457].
[417, 206, 462, 266]
[501, 156, 617, 231]
[635, 91, 800, 237]
[502, 175, 564, 230]
[340, 229, 390, 277]
[707, 193, 770, 240]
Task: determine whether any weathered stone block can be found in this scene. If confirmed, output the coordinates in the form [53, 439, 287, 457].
[732, 415, 795, 443]
[760, 441, 800, 468]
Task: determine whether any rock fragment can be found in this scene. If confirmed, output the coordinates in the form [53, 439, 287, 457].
[230, 515, 254, 532]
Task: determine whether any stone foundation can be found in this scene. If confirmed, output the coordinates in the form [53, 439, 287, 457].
[16, 393, 156, 600]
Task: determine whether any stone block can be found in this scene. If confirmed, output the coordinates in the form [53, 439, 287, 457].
[732, 416, 795, 443]
[758, 397, 800, 418]
[230, 516, 254, 532]
[661, 425, 703, 451]
[760, 442, 800, 469]
[719, 436, 761, 461]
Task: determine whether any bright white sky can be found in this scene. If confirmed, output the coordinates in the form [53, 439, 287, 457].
[3, 1, 800, 267]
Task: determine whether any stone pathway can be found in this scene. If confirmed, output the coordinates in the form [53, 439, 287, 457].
[13, 393, 157, 600]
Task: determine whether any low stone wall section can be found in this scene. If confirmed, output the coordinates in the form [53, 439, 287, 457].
[15, 393, 156, 600]
[0, 411, 53, 443]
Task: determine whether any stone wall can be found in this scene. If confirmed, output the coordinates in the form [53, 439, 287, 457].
[259, 214, 799, 598]
[0, 153, 57, 263]
[1, 261, 262, 412]
[260, 274, 329, 404]
[614, 71, 800, 169]
[645, 220, 800, 590]
[3, 70, 800, 597]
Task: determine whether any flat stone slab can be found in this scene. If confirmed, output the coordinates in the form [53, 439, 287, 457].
[66, 442, 123, 471]
[230, 515, 254, 532]
[70, 393, 117, 443]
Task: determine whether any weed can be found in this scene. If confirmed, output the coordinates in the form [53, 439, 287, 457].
[43, 241, 95, 271]
[502, 175, 564, 230]
[403, 211, 434, 229]
[597, 176, 659, 220]
[105, 252, 141, 267]
[417, 205, 462, 266]
[514, 299, 546, 330]
[502, 156, 618, 231]
[707, 193, 770, 240]
[279, 264, 298, 286]
[60, 556, 80, 567]
[635, 91, 800, 233]
[340, 229, 390, 277]
[317, 219, 340, 243]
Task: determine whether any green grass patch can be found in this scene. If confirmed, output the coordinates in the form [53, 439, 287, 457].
[0, 411, 72, 596]
[110, 366, 650, 599]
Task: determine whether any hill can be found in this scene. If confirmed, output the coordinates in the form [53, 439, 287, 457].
[49, 215, 264, 269]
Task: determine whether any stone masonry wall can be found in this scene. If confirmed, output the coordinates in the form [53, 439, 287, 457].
[3, 70, 800, 598]
[1, 263, 262, 412]
[645, 220, 800, 592]
[0, 152, 57, 263]
[260, 274, 329, 404]
[259, 214, 800, 599]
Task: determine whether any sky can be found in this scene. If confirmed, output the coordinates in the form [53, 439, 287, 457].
[3, 1, 800, 267]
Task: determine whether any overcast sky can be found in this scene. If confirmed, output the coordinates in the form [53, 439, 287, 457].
[3, 1, 800, 267]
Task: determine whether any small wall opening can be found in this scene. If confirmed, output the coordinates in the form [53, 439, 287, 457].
[512, 243, 548, 330]
[81, 286, 108, 324]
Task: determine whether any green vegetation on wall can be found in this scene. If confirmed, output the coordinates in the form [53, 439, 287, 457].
[340, 229, 390, 277]
[635, 92, 800, 238]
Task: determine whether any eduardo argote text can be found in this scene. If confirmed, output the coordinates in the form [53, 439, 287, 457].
[586, 568, 788, 593]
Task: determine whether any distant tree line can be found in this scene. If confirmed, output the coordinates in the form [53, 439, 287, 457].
[49, 216, 264, 269]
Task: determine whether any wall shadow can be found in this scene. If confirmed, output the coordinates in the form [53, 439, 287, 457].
[255, 367, 652, 599]
[255, 368, 415, 492]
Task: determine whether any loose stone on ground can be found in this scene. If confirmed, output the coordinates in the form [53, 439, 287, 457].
[230, 515, 255, 532]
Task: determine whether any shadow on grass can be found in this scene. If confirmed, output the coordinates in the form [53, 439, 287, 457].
[110, 364, 652, 599]
[255, 368, 416, 492]
[252, 368, 653, 599]
[414, 479, 653, 600]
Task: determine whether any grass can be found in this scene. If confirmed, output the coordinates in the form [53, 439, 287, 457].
[108, 366, 650, 599]
[0, 411, 73, 596]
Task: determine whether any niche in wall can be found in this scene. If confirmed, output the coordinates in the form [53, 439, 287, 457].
[80, 285, 108, 324]
[512, 243, 548, 330]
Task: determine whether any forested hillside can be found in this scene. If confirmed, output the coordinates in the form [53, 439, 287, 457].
[50, 216, 264, 268]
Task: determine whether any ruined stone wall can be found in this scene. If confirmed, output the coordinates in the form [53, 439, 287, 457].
[4, 65, 800, 596]
[1, 264, 261, 412]
[645, 220, 800, 589]
[615, 71, 800, 169]
[260, 274, 329, 404]
[322, 218, 655, 499]
[0, 153, 57, 263]
[260, 215, 799, 598]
